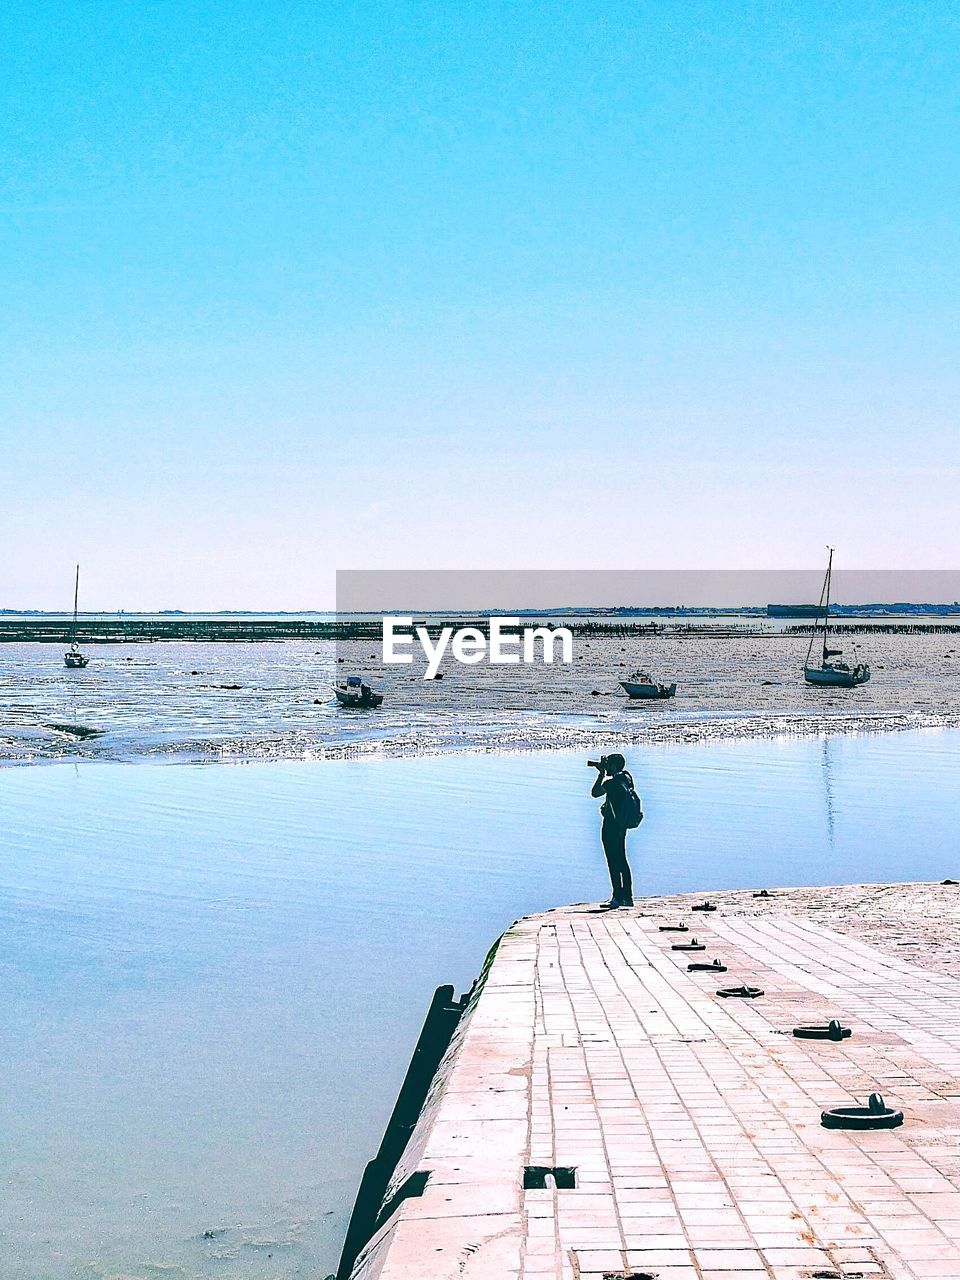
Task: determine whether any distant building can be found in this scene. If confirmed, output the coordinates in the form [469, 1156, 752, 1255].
[767, 604, 822, 618]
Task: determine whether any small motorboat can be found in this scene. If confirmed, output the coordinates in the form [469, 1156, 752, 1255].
[620, 669, 676, 700]
[803, 548, 871, 688]
[334, 675, 383, 708]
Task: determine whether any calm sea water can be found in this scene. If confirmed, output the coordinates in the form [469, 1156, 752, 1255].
[2, 729, 960, 1278]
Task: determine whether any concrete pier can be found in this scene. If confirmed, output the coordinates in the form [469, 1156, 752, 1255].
[342, 882, 960, 1280]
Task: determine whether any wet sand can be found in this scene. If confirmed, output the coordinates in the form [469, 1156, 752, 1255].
[2, 630, 959, 764]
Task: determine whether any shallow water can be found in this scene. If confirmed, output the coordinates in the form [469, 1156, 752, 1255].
[2, 728, 960, 1278]
[2, 630, 960, 763]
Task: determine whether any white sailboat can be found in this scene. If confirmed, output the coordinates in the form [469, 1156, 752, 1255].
[803, 548, 869, 688]
[64, 564, 90, 669]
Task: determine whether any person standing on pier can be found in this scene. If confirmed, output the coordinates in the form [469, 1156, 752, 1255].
[589, 753, 642, 908]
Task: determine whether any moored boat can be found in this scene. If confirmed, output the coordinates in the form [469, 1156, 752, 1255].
[620, 670, 677, 700]
[803, 548, 870, 688]
[63, 565, 90, 669]
[804, 662, 869, 688]
[334, 675, 384, 708]
[64, 643, 89, 670]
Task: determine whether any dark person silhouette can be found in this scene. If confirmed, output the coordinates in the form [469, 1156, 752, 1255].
[590, 753, 640, 908]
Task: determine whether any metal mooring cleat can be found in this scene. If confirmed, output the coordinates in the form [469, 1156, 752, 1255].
[821, 1092, 904, 1130]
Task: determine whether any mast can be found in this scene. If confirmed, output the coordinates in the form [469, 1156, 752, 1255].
[70, 564, 80, 642]
[804, 548, 832, 669]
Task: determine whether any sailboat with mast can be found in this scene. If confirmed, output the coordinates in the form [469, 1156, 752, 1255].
[64, 564, 90, 669]
[803, 548, 869, 687]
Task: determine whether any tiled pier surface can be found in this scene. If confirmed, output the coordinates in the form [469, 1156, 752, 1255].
[349, 883, 960, 1280]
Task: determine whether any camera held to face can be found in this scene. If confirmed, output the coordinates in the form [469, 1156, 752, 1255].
[588, 753, 625, 774]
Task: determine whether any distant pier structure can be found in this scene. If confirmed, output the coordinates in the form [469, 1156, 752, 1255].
[339, 883, 960, 1280]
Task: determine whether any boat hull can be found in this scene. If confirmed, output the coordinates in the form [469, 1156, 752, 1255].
[804, 665, 870, 688]
[620, 680, 676, 700]
[64, 653, 89, 669]
[334, 687, 383, 708]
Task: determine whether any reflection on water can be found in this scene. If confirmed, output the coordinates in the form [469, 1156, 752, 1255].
[1, 729, 959, 1277]
[822, 736, 837, 849]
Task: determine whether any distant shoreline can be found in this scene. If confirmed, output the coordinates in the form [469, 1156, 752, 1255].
[4, 603, 960, 618]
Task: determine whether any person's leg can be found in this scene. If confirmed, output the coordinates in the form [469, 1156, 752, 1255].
[608, 826, 632, 904]
[600, 820, 620, 903]
[618, 833, 634, 905]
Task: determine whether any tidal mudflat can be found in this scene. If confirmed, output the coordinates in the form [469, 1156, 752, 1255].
[1, 729, 959, 1278]
[2, 629, 959, 763]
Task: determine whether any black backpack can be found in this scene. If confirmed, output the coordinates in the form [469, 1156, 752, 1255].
[609, 771, 644, 829]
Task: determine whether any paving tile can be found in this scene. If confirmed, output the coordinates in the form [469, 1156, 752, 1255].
[351, 886, 960, 1279]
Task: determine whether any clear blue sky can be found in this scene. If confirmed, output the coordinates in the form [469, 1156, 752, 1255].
[2, 2, 958, 608]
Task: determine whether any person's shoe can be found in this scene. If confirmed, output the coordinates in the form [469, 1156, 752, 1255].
[618, 896, 634, 908]
[603, 896, 619, 909]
